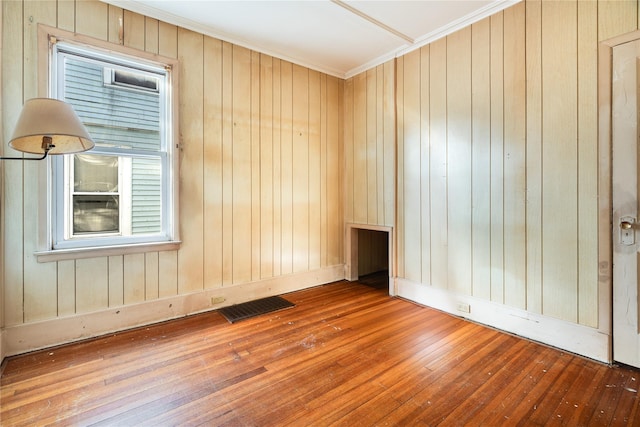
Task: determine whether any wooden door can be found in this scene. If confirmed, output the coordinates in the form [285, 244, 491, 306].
[612, 38, 640, 369]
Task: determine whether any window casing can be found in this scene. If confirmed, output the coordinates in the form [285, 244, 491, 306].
[47, 40, 178, 252]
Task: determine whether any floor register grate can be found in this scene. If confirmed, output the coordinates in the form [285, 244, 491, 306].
[217, 296, 295, 323]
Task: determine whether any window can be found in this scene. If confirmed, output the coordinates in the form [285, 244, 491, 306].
[46, 38, 178, 254]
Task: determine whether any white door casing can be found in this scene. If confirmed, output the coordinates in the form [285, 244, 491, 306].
[612, 38, 640, 369]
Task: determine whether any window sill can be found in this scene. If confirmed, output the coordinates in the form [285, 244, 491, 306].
[35, 240, 182, 262]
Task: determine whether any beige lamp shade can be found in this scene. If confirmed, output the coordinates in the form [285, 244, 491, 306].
[9, 98, 94, 155]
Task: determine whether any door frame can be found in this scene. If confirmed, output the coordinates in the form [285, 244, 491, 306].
[345, 223, 394, 295]
[599, 30, 640, 364]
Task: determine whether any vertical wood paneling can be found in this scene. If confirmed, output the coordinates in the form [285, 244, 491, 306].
[344, 78, 354, 224]
[260, 54, 274, 278]
[419, 47, 431, 285]
[22, 0, 57, 323]
[3, 0, 25, 326]
[144, 17, 158, 54]
[344, 62, 395, 232]
[177, 28, 204, 293]
[598, 0, 637, 42]
[402, 50, 421, 283]
[338, 78, 344, 265]
[383, 60, 395, 229]
[3, 0, 344, 338]
[542, 0, 578, 322]
[144, 253, 159, 301]
[57, 260, 75, 316]
[232, 46, 252, 283]
[280, 61, 293, 274]
[353, 73, 367, 224]
[292, 65, 309, 273]
[272, 59, 282, 276]
[327, 76, 343, 266]
[377, 60, 396, 231]
[108, 256, 124, 307]
[429, 38, 448, 290]
[123, 253, 145, 304]
[57, 0, 75, 32]
[578, 0, 599, 328]
[75, 0, 107, 40]
[123, 10, 144, 51]
[309, 70, 321, 270]
[320, 74, 329, 268]
[107, 6, 122, 45]
[76, 258, 108, 313]
[158, 21, 177, 59]
[203, 37, 223, 289]
[526, 0, 543, 315]
[503, 2, 526, 309]
[446, 27, 472, 295]
[158, 251, 178, 298]
[490, 12, 504, 304]
[251, 51, 261, 281]
[366, 68, 377, 224]
[362, 0, 606, 328]
[471, 17, 491, 301]
[375, 65, 384, 225]
[221, 41, 233, 285]
[396, 57, 404, 279]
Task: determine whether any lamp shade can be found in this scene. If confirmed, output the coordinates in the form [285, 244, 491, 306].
[9, 98, 94, 155]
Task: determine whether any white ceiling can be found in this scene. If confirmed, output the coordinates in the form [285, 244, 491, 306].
[103, 0, 519, 78]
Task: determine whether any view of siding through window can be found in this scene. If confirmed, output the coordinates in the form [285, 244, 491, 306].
[73, 154, 119, 233]
[64, 57, 162, 236]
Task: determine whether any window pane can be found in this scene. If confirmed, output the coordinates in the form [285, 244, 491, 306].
[64, 57, 161, 151]
[73, 195, 119, 234]
[132, 158, 162, 234]
[74, 154, 118, 192]
[112, 70, 159, 91]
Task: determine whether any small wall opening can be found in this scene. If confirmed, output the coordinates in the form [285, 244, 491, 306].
[345, 224, 393, 295]
[357, 229, 389, 291]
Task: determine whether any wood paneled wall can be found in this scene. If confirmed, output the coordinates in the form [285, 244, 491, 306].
[0, 0, 3, 362]
[343, 61, 395, 228]
[1, 0, 343, 328]
[344, 0, 638, 328]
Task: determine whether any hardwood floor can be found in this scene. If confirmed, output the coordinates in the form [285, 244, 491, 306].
[1, 278, 639, 426]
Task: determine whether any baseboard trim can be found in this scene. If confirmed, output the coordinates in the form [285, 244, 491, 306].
[396, 278, 612, 364]
[0, 329, 5, 375]
[4, 265, 345, 357]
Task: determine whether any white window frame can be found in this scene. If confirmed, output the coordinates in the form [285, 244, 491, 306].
[35, 28, 180, 262]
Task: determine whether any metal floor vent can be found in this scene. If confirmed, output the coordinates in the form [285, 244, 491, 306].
[217, 296, 295, 323]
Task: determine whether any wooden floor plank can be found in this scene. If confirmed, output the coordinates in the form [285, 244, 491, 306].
[444, 340, 548, 424]
[1, 277, 639, 425]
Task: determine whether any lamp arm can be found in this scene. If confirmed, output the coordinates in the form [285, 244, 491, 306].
[1, 136, 53, 161]
[0, 151, 49, 161]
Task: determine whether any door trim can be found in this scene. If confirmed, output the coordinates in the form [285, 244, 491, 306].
[345, 223, 394, 295]
[599, 30, 640, 364]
